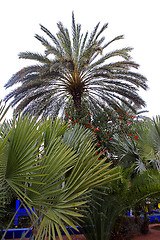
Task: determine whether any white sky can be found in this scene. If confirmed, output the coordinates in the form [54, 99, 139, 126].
[0, 0, 159, 119]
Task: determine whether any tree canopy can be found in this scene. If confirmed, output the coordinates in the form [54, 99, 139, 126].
[4, 13, 147, 118]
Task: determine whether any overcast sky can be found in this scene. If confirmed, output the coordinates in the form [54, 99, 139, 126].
[0, 0, 159, 118]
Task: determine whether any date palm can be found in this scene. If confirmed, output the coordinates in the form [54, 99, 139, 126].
[4, 13, 147, 117]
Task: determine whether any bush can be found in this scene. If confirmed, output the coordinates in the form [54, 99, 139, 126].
[153, 217, 159, 224]
[110, 216, 145, 240]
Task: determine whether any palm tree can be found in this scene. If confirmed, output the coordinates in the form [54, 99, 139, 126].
[4, 13, 147, 118]
[137, 116, 160, 172]
[0, 102, 120, 239]
[111, 116, 160, 172]
[80, 168, 160, 240]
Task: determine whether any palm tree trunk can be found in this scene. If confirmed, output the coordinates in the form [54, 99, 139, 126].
[73, 92, 82, 116]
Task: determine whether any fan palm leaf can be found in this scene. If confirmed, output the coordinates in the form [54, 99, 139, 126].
[0, 112, 120, 239]
[29, 122, 120, 239]
[111, 116, 160, 173]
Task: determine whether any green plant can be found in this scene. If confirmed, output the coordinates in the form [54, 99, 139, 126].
[111, 116, 160, 173]
[80, 168, 160, 240]
[154, 217, 159, 223]
[110, 215, 144, 240]
[0, 101, 120, 240]
[4, 13, 147, 118]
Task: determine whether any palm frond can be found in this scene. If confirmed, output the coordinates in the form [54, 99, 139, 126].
[19, 52, 51, 64]
[0, 100, 10, 122]
[0, 115, 120, 239]
[4, 13, 148, 118]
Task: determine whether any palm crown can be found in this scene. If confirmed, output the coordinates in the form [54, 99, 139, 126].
[5, 12, 148, 117]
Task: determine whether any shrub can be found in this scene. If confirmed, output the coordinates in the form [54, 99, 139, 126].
[110, 216, 144, 240]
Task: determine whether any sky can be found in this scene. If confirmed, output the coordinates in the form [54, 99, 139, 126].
[0, 0, 159, 119]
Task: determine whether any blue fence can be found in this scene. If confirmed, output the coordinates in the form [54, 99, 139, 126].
[1, 226, 82, 239]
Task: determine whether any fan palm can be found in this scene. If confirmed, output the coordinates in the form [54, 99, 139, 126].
[4, 13, 147, 118]
[111, 116, 160, 172]
[0, 105, 120, 239]
[137, 116, 160, 172]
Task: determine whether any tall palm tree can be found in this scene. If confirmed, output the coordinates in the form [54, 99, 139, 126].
[4, 13, 147, 117]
